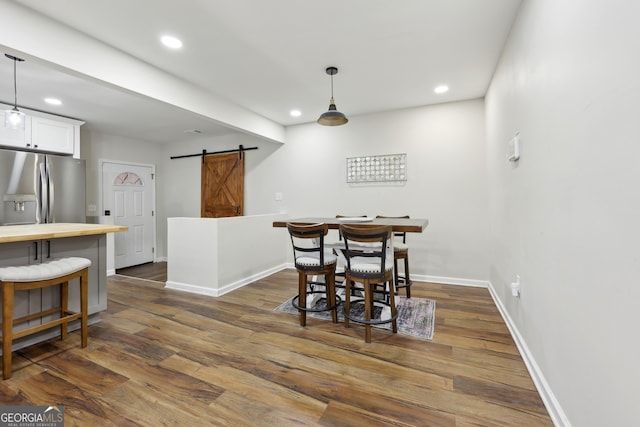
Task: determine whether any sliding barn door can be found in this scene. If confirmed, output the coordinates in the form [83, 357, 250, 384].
[201, 152, 244, 218]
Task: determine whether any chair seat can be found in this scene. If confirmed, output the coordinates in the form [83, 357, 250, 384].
[393, 242, 408, 251]
[0, 257, 92, 282]
[296, 252, 338, 267]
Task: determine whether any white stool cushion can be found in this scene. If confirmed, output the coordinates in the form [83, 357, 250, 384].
[394, 242, 408, 251]
[0, 257, 92, 282]
[296, 252, 338, 267]
[349, 256, 394, 274]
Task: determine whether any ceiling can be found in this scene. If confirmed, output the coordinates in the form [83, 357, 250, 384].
[0, 0, 522, 144]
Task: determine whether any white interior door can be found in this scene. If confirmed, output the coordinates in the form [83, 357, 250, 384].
[102, 162, 155, 268]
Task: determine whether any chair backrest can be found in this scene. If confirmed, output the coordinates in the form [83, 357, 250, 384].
[339, 224, 393, 279]
[375, 215, 409, 243]
[335, 215, 367, 240]
[287, 222, 330, 269]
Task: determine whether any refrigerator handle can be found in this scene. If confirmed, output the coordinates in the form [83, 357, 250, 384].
[46, 157, 54, 223]
[38, 162, 48, 223]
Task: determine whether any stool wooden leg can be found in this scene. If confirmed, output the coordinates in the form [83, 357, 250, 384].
[393, 257, 400, 295]
[326, 271, 338, 323]
[388, 280, 398, 334]
[364, 279, 373, 343]
[2, 282, 14, 380]
[404, 255, 411, 299]
[298, 272, 307, 327]
[344, 277, 351, 328]
[60, 281, 69, 340]
[80, 269, 88, 348]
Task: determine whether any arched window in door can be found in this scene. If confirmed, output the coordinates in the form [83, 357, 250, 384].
[113, 172, 144, 186]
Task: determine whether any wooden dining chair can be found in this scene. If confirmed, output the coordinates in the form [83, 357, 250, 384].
[332, 215, 368, 288]
[286, 222, 340, 326]
[376, 215, 412, 298]
[335, 215, 368, 238]
[339, 224, 398, 343]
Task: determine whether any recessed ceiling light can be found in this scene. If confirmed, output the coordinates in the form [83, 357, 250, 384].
[434, 85, 449, 94]
[44, 98, 62, 106]
[161, 35, 183, 49]
[290, 110, 301, 117]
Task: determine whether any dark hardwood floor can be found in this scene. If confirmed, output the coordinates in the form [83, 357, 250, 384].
[0, 264, 553, 426]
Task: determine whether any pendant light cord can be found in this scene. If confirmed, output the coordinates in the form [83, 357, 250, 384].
[330, 73, 334, 99]
[13, 58, 18, 108]
[5, 54, 24, 109]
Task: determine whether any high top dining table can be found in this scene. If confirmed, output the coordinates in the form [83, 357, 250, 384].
[272, 216, 429, 232]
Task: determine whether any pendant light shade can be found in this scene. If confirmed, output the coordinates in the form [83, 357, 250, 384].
[4, 54, 25, 131]
[317, 66, 348, 126]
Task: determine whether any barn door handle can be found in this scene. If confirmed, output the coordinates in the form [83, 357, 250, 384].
[236, 206, 241, 215]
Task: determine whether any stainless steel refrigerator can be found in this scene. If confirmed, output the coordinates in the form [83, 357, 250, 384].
[0, 148, 86, 225]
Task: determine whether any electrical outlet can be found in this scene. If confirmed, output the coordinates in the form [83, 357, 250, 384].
[275, 192, 283, 201]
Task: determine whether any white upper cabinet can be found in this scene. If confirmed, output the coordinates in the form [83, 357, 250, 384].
[0, 104, 83, 156]
[30, 116, 75, 154]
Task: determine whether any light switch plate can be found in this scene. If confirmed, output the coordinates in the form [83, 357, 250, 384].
[508, 132, 520, 162]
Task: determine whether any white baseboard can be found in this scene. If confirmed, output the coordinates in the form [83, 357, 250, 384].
[165, 264, 288, 298]
[106, 268, 116, 276]
[413, 273, 489, 288]
[486, 282, 570, 427]
[165, 280, 221, 297]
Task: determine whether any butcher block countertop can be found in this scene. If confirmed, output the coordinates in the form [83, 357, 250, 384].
[0, 223, 128, 243]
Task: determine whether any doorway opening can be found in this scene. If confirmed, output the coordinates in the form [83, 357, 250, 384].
[100, 160, 156, 269]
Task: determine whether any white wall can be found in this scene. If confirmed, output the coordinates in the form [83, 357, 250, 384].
[157, 99, 489, 283]
[485, 1, 640, 425]
[279, 100, 489, 282]
[166, 214, 289, 296]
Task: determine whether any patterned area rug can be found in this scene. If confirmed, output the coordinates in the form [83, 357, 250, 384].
[275, 295, 435, 340]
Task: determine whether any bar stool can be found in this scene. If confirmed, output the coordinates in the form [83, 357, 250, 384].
[340, 224, 398, 343]
[333, 215, 368, 289]
[376, 215, 412, 298]
[0, 257, 91, 379]
[287, 223, 340, 326]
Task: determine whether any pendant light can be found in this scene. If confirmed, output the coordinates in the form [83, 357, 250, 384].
[4, 54, 26, 131]
[317, 66, 348, 126]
